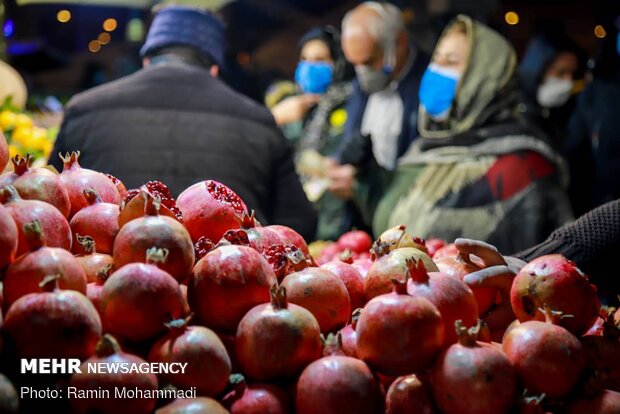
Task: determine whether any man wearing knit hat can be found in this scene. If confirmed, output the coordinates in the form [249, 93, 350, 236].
[51, 6, 317, 240]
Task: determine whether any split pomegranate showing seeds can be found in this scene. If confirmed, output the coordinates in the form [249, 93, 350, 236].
[189, 244, 277, 334]
[0, 185, 71, 256]
[0, 154, 71, 217]
[148, 317, 231, 397]
[356, 276, 444, 376]
[295, 356, 384, 414]
[105, 173, 128, 199]
[100, 248, 185, 344]
[70, 188, 120, 255]
[113, 192, 195, 283]
[3, 220, 86, 310]
[337, 230, 373, 254]
[4, 275, 101, 360]
[222, 374, 291, 414]
[262, 243, 300, 281]
[122, 180, 182, 223]
[239, 211, 283, 254]
[385, 374, 435, 414]
[69, 335, 158, 414]
[431, 321, 517, 414]
[58, 151, 121, 217]
[74, 235, 114, 283]
[236, 285, 322, 381]
[510, 254, 600, 336]
[502, 306, 585, 399]
[177, 179, 247, 243]
[265, 224, 309, 255]
[0, 204, 18, 270]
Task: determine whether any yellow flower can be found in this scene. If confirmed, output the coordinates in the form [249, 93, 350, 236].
[14, 113, 34, 130]
[8, 144, 20, 159]
[28, 128, 50, 152]
[11, 126, 33, 147]
[0, 110, 17, 130]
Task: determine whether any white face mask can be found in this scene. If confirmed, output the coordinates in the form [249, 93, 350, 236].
[536, 77, 573, 108]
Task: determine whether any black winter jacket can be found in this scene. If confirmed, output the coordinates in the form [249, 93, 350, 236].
[51, 62, 317, 240]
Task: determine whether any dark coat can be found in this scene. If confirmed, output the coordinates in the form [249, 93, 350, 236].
[51, 61, 317, 240]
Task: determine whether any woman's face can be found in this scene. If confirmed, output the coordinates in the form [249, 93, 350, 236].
[300, 39, 334, 65]
[544, 52, 578, 81]
[432, 30, 470, 76]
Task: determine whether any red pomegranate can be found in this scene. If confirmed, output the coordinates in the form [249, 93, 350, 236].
[70, 188, 120, 255]
[239, 211, 283, 254]
[236, 285, 322, 381]
[121, 180, 183, 224]
[4, 220, 86, 310]
[356, 276, 444, 376]
[0, 132, 8, 172]
[100, 248, 185, 344]
[352, 257, 372, 279]
[0, 154, 71, 217]
[4, 275, 101, 359]
[262, 243, 301, 281]
[385, 374, 434, 414]
[86, 264, 112, 317]
[0, 185, 71, 256]
[222, 374, 291, 414]
[431, 320, 517, 414]
[406, 258, 478, 346]
[322, 260, 365, 310]
[281, 260, 351, 333]
[177, 179, 247, 243]
[265, 224, 309, 255]
[337, 230, 373, 254]
[434, 253, 497, 317]
[425, 238, 446, 258]
[316, 242, 341, 265]
[148, 316, 231, 397]
[340, 309, 361, 358]
[581, 312, 620, 392]
[0, 204, 18, 269]
[296, 356, 384, 414]
[74, 235, 114, 283]
[0, 374, 18, 414]
[511, 254, 600, 336]
[565, 389, 620, 414]
[432, 243, 459, 260]
[113, 192, 194, 282]
[502, 306, 585, 399]
[193, 236, 217, 261]
[156, 398, 228, 414]
[69, 334, 158, 414]
[105, 173, 127, 199]
[365, 246, 438, 301]
[58, 151, 121, 217]
[189, 244, 277, 334]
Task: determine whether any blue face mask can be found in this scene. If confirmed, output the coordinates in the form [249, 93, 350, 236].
[419, 63, 461, 120]
[295, 60, 334, 94]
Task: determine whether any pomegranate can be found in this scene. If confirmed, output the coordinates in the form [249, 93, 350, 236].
[4, 220, 86, 309]
[0, 132, 8, 172]
[222, 374, 291, 414]
[352, 257, 372, 279]
[239, 211, 283, 253]
[356, 276, 444, 376]
[296, 356, 384, 414]
[121, 180, 182, 224]
[4, 275, 101, 359]
[265, 224, 309, 255]
[194, 236, 217, 261]
[69, 334, 158, 414]
[365, 245, 438, 300]
[337, 230, 373, 254]
[113, 192, 195, 282]
[0, 185, 71, 256]
[281, 259, 351, 333]
[0, 154, 71, 217]
[105, 173, 127, 199]
[70, 188, 120, 255]
[316, 242, 341, 265]
[425, 238, 446, 257]
[86, 264, 112, 317]
[0, 374, 18, 414]
[406, 258, 478, 346]
[431, 320, 516, 414]
[565, 389, 620, 414]
[434, 253, 497, 316]
[156, 398, 228, 414]
[236, 285, 322, 381]
[502, 306, 584, 399]
[189, 244, 277, 334]
[0, 204, 18, 269]
[100, 248, 185, 343]
[581, 312, 620, 392]
[378, 225, 428, 253]
[58, 151, 121, 217]
[340, 309, 361, 358]
[432, 243, 458, 260]
[322, 260, 365, 310]
[262, 243, 300, 281]
[385, 374, 434, 414]
[148, 316, 231, 397]
[75, 235, 114, 283]
[511, 254, 600, 336]
[177, 179, 247, 243]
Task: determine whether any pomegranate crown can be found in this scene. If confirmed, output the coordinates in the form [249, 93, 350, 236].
[269, 284, 288, 310]
[240, 210, 258, 228]
[537, 304, 574, 325]
[95, 334, 121, 357]
[76, 234, 96, 254]
[0, 185, 21, 203]
[455, 319, 481, 347]
[142, 190, 161, 216]
[38, 274, 61, 292]
[11, 153, 32, 175]
[370, 238, 391, 260]
[405, 257, 429, 283]
[59, 151, 81, 168]
[82, 188, 102, 205]
[145, 247, 169, 266]
[339, 249, 354, 264]
[164, 314, 194, 335]
[96, 264, 113, 283]
[23, 219, 46, 251]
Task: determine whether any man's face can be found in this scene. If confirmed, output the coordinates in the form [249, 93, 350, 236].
[342, 30, 383, 71]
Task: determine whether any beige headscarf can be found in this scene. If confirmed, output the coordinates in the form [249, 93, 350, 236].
[0, 60, 27, 110]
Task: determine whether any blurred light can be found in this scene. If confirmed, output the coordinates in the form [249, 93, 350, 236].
[126, 18, 144, 42]
[88, 40, 101, 53]
[57, 10, 71, 23]
[236, 52, 251, 66]
[505, 11, 519, 26]
[98, 32, 111, 45]
[3, 19, 15, 38]
[103, 18, 118, 32]
[594, 25, 607, 39]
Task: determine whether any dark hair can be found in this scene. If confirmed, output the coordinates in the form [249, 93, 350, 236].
[146, 45, 217, 69]
[298, 26, 355, 82]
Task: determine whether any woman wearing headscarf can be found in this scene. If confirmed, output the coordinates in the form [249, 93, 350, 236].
[373, 15, 573, 253]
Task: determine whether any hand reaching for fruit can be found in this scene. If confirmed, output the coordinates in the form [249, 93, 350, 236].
[455, 238, 526, 341]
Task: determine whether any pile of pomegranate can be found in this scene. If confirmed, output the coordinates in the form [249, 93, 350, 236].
[0, 144, 618, 414]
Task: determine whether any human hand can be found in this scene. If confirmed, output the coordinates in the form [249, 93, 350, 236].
[325, 160, 356, 200]
[271, 94, 321, 126]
